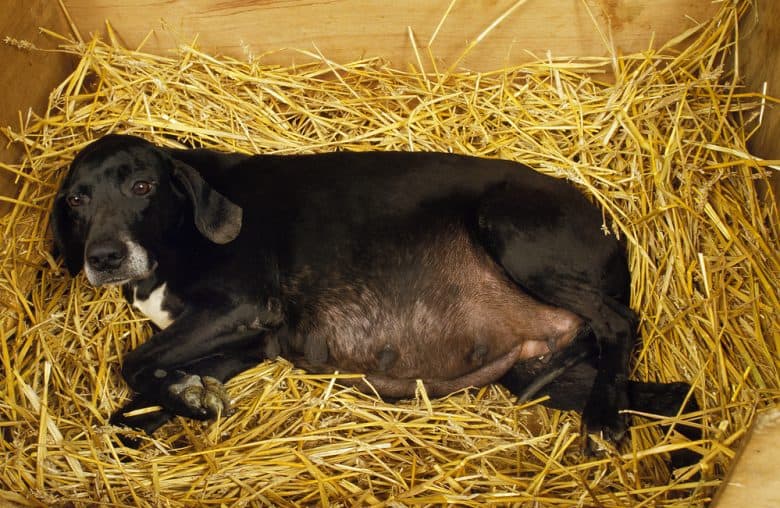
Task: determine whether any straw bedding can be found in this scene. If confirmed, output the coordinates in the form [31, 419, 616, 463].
[1, 0, 778, 505]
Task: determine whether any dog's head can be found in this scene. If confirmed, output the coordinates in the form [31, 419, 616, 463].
[52, 134, 242, 286]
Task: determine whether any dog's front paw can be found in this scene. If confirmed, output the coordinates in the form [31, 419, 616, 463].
[167, 373, 233, 419]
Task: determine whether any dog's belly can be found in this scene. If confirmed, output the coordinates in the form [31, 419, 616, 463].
[285, 229, 585, 398]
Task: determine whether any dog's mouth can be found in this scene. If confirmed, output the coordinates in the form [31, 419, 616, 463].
[84, 239, 158, 287]
[86, 261, 158, 287]
[99, 276, 133, 287]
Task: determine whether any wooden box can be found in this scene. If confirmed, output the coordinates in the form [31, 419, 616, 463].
[1, 1, 777, 505]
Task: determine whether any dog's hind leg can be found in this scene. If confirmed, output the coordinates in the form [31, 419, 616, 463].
[477, 180, 635, 450]
[500, 334, 701, 468]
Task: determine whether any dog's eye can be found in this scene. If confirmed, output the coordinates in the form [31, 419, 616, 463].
[66, 193, 89, 208]
[131, 180, 153, 196]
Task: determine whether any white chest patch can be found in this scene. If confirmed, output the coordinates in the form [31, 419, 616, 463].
[132, 283, 174, 329]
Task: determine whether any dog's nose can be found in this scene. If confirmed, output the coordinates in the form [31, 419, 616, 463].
[86, 239, 128, 271]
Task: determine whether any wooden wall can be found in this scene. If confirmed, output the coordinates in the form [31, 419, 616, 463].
[61, 0, 718, 70]
[0, 0, 72, 214]
[739, 0, 780, 198]
[713, 410, 780, 508]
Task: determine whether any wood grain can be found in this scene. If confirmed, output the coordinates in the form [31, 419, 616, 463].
[1, 0, 73, 212]
[739, 0, 780, 200]
[712, 410, 780, 508]
[61, 0, 718, 70]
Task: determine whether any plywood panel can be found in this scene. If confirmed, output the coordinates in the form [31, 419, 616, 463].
[712, 410, 780, 508]
[1, 0, 73, 213]
[61, 0, 718, 70]
[739, 0, 780, 199]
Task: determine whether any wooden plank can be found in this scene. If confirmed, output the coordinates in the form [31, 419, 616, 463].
[712, 409, 780, 508]
[0, 0, 73, 213]
[61, 0, 718, 70]
[739, 0, 780, 200]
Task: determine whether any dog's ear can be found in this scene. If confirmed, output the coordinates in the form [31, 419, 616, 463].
[170, 160, 243, 244]
[50, 196, 85, 275]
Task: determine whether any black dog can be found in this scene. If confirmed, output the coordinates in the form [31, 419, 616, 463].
[51, 134, 696, 451]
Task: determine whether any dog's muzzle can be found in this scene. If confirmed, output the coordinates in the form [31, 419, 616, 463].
[84, 237, 155, 286]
